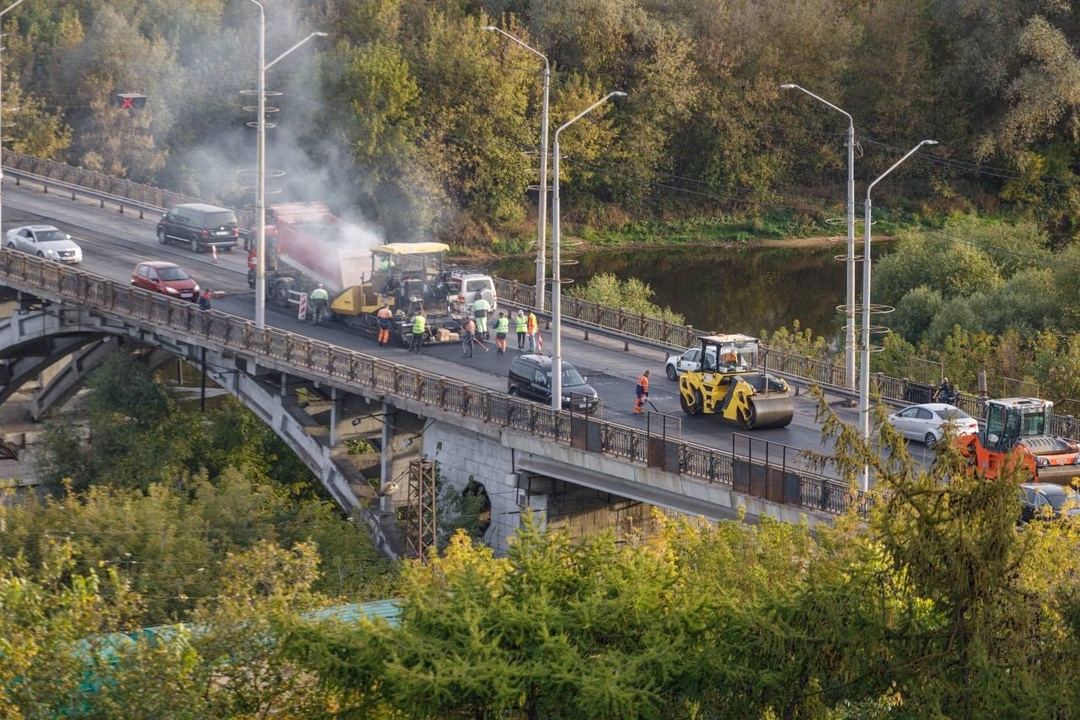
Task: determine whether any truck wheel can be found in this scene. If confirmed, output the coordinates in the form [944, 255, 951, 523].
[157, 228, 168, 245]
[273, 281, 291, 308]
[190, 237, 202, 253]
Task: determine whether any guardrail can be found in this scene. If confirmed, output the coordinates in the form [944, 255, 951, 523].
[0, 249, 862, 518]
[5, 151, 193, 219]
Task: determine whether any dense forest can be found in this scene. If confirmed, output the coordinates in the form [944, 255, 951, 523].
[5, 0, 1080, 248]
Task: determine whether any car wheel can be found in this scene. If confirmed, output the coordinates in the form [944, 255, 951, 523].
[924, 432, 938, 449]
[666, 364, 679, 381]
[509, 386, 519, 397]
[190, 237, 202, 253]
[36, 251, 44, 258]
[157, 227, 168, 244]
[6, 242, 14, 249]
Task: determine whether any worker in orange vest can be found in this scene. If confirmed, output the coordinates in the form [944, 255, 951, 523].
[634, 369, 650, 414]
[376, 303, 394, 346]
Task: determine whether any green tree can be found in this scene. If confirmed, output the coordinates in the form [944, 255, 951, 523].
[567, 272, 683, 323]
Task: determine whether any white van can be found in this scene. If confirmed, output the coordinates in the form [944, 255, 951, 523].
[448, 273, 497, 316]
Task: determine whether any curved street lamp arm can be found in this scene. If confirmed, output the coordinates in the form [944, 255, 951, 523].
[266, 31, 328, 72]
[780, 83, 852, 126]
[482, 26, 548, 68]
[555, 91, 627, 141]
[866, 139, 938, 201]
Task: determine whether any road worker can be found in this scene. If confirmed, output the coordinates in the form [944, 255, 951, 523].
[495, 311, 509, 354]
[515, 309, 528, 350]
[526, 310, 538, 352]
[376, 303, 394, 346]
[309, 283, 330, 325]
[411, 311, 427, 353]
[472, 295, 490, 339]
[634, 369, 651, 414]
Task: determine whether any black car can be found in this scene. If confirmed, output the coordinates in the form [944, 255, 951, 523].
[157, 203, 240, 253]
[1019, 483, 1080, 523]
[507, 354, 600, 413]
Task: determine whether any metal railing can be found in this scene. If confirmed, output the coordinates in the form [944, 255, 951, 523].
[12, 153, 1075, 441]
[0, 249, 862, 518]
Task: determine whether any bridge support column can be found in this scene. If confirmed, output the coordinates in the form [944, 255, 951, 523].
[380, 402, 392, 511]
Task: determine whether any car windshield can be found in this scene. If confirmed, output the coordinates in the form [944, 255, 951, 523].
[38, 229, 68, 243]
[157, 266, 190, 281]
[562, 366, 586, 386]
[1045, 489, 1080, 512]
[935, 408, 972, 421]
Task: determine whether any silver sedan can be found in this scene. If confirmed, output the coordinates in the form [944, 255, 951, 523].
[5, 225, 82, 264]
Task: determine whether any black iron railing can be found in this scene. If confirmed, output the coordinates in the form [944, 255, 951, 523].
[0, 249, 861, 518]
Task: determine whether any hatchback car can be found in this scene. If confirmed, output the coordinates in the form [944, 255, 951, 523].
[508, 354, 600, 413]
[131, 261, 200, 302]
[5, 225, 82, 264]
[665, 346, 717, 380]
[886, 403, 979, 449]
[1019, 483, 1080, 523]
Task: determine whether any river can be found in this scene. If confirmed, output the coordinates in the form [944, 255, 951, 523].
[491, 242, 889, 342]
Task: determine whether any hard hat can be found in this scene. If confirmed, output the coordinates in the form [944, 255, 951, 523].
[517, 309, 523, 315]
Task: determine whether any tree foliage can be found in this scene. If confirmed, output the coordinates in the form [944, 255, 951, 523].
[566, 271, 683, 323]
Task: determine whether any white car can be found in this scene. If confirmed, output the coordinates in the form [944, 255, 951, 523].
[886, 403, 979, 449]
[6, 225, 82, 264]
[664, 346, 717, 380]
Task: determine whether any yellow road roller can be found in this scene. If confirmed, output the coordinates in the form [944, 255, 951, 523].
[677, 333, 794, 429]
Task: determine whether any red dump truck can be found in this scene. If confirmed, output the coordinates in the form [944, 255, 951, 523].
[250, 201, 491, 346]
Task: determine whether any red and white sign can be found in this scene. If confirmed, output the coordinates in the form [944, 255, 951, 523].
[298, 292, 308, 321]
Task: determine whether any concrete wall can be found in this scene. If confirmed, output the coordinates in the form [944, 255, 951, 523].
[426, 420, 522, 555]
[426, 421, 707, 555]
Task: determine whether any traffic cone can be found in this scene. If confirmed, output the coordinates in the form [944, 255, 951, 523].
[211, 245, 218, 263]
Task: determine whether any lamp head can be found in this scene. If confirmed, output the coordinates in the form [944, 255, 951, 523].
[314, 32, 328, 38]
[780, 83, 796, 89]
[482, 25, 497, 31]
[612, 91, 628, 98]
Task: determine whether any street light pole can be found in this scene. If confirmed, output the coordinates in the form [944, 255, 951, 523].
[551, 91, 626, 410]
[250, 0, 325, 329]
[0, 0, 27, 237]
[859, 139, 937, 490]
[780, 83, 856, 395]
[482, 26, 550, 310]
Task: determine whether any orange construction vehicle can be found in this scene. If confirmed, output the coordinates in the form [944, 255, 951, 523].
[955, 397, 1080, 485]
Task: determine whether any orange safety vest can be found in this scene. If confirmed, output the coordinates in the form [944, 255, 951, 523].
[377, 306, 393, 320]
[527, 313, 538, 334]
[637, 373, 649, 396]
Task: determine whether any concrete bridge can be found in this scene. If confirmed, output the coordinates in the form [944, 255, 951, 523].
[0, 251, 855, 557]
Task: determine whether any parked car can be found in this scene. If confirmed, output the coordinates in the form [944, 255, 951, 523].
[5, 225, 82, 264]
[157, 202, 240, 253]
[131, 261, 200, 301]
[886, 402, 979, 449]
[508, 354, 600, 413]
[1019, 483, 1080, 523]
[664, 346, 717, 381]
